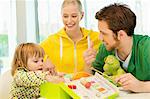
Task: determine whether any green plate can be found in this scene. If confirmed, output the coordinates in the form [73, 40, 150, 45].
[40, 82, 80, 99]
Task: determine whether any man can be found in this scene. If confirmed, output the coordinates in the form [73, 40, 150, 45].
[84, 3, 150, 92]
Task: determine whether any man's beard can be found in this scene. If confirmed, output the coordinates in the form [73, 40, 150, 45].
[106, 40, 120, 51]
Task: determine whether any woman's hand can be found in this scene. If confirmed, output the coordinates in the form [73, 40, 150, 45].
[57, 72, 65, 77]
[46, 74, 65, 83]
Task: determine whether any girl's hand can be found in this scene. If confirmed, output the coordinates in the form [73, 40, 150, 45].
[43, 57, 57, 75]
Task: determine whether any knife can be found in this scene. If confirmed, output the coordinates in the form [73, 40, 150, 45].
[90, 67, 121, 86]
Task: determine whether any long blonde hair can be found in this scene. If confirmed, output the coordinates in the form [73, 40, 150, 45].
[61, 0, 83, 13]
[11, 43, 45, 76]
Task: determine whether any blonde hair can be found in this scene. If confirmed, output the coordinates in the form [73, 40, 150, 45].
[11, 43, 45, 76]
[61, 0, 83, 13]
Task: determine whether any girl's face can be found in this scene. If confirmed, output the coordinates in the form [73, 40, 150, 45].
[27, 56, 44, 71]
[61, 3, 83, 32]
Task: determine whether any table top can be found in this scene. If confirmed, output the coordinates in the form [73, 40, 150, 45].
[118, 88, 150, 99]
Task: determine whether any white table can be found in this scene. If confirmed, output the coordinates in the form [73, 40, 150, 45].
[118, 89, 150, 99]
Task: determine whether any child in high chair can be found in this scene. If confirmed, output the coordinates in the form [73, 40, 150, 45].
[10, 43, 64, 99]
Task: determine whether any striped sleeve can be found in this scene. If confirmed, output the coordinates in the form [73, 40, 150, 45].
[14, 69, 47, 87]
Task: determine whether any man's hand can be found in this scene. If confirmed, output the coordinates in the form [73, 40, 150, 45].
[83, 41, 97, 73]
[115, 73, 144, 92]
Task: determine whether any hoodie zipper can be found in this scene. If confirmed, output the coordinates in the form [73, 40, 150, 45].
[59, 35, 90, 73]
[74, 43, 77, 73]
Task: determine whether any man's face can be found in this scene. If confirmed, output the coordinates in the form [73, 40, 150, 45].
[98, 20, 119, 51]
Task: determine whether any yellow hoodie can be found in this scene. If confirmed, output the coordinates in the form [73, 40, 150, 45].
[40, 27, 102, 73]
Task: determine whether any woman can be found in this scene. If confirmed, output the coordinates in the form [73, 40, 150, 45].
[40, 0, 101, 73]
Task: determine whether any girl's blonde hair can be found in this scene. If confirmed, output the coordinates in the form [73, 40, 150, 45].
[61, 0, 83, 13]
[11, 43, 45, 76]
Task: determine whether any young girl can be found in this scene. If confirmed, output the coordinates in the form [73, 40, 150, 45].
[10, 43, 64, 99]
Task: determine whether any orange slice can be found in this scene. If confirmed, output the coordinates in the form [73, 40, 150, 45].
[72, 72, 91, 80]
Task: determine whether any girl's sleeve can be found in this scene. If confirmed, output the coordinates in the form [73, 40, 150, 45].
[14, 70, 48, 87]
